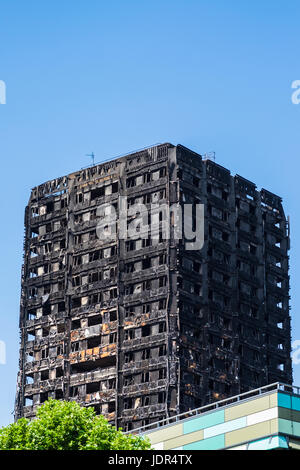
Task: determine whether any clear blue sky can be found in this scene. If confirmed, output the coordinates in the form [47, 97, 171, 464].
[0, 0, 300, 427]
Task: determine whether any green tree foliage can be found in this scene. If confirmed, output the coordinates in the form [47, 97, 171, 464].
[0, 399, 152, 450]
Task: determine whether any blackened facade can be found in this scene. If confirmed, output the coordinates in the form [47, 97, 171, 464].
[15, 143, 292, 431]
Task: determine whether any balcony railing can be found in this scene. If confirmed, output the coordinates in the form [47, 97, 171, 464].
[125, 382, 300, 435]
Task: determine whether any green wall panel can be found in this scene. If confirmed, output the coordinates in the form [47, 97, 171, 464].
[278, 393, 292, 409]
[292, 396, 300, 412]
[183, 410, 224, 435]
[184, 434, 225, 450]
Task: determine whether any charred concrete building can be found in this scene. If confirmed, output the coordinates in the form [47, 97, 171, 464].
[15, 143, 292, 430]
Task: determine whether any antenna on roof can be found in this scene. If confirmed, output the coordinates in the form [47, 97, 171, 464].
[86, 152, 95, 166]
[203, 151, 216, 161]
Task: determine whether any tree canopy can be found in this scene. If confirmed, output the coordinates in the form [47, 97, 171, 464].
[0, 399, 152, 450]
